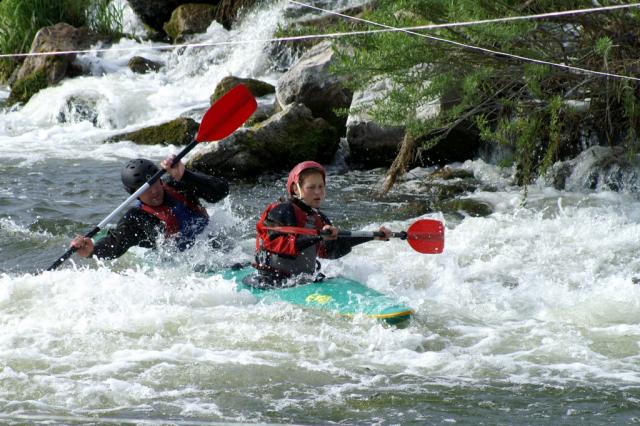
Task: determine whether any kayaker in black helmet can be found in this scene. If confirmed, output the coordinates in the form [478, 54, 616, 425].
[253, 160, 391, 284]
[70, 154, 229, 260]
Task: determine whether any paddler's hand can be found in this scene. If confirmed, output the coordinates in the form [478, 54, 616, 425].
[321, 225, 338, 240]
[160, 154, 185, 181]
[374, 226, 392, 241]
[71, 235, 94, 257]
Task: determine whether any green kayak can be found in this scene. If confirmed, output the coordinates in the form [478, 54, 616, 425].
[217, 266, 413, 325]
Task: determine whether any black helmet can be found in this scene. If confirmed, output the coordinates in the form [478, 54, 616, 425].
[121, 158, 159, 194]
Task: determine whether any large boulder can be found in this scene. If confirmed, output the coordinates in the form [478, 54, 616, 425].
[276, 41, 352, 131]
[127, 0, 220, 34]
[106, 117, 199, 145]
[128, 56, 163, 74]
[127, 0, 254, 34]
[346, 78, 406, 168]
[188, 103, 339, 178]
[270, 3, 375, 64]
[215, 0, 257, 29]
[212, 76, 277, 125]
[8, 23, 100, 105]
[346, 75, 480, 168]
[163, 3, 218, 43]
[544, 145, 640, 192]
[211, 76, 275, 104]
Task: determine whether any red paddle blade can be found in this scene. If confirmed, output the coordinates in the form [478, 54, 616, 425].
[406, 219, 445, 254]
[196, 84, 257, 142]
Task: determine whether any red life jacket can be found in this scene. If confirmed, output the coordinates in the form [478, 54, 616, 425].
[255, 200, 326, 256]
[140, 184, 208, 236]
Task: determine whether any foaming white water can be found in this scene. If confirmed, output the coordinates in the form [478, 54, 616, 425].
[325, 167, 640, 387]
[3, 172, 640, 420]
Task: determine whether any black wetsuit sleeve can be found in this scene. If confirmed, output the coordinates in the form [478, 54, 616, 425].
[295, 235, 323, 251]
[319, 213, 374, 259]
[92, 208, 162, 260]
[167, 169, 229, 203]
[322, 237, 372, 259]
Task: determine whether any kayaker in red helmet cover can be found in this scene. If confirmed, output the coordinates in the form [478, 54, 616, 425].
[253, 160, 391, 285]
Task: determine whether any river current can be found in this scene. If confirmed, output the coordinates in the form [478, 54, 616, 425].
[1, 1, 640, 424]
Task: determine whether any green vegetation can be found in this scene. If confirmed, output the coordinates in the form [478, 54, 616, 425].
[6, 67, 47, 104]
[324, 0, 640, 188]
[0, 0, 123, 82]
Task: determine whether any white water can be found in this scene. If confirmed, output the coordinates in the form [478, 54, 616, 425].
[1, 0, 640, 423]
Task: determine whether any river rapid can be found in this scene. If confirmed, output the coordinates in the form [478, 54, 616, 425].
[1, 1, 640, 424]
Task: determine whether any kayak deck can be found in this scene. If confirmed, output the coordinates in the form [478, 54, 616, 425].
[219, 266, 413, 325]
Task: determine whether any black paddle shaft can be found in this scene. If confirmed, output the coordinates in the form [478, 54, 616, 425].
[332, 230, 408, 240]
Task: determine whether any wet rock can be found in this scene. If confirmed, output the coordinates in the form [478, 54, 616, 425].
[430, 181, 479, 199]
[429, 167, 475, 180]
[425, 167, 481, 199]
[8, 23, 102, 105]
[437, 198, 493, 217]
[211, 76, 275, 103]
[274, 2, 375, 56]
[106, 117, 199, 145]
[276, 41, 352, 131]
[215, 0, 258, 30]
[57, 95, 101, 126]
[188, 102, 339, 178]
[128, 56, 163, 74]
[127, 0, 220, 34]
[544, 145, 640, 192]
[288, 3, 373, 30]
[346, 78, 406, 168]
[346, 78, 478, 169]
[245, 100, 277, 126]
[391, 201, 434, 220]
[212, 76, 277, 125]
[164, 3, 218, 43]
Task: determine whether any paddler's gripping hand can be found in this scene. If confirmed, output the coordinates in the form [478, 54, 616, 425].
[321, 225, 338, 240]
[374, 226, 392, 241]
[71, 235, 95, 257]
[160, 154, 185, 181]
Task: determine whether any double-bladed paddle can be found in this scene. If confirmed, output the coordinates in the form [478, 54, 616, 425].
[46, 84, 257, 271]
[266, 218, 445, 254]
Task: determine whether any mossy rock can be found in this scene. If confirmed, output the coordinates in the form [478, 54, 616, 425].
[438, 198, 493, 217]
[429, 167, 475, 180]
[163, 3, 217, 43]
[107, 117, 199, 145]
[390, 201, 434, 220]
[0, 59, 18, 85]
[7, 68, 48, 105]
[128, 56, 163, 74]
[215, 0, 257, 29]
[430, 182, 479, 200]
[188, 103, 339, 178]
[211, 76, 275, 103]
[251, 104, 339, 166]
[245, 102, 276, 126]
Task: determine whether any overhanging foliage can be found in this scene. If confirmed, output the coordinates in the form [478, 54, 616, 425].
[328, 0, 640, 188]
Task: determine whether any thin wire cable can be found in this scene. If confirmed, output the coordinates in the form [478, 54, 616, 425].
[292, 1, 640, 31]
[0, 2, 636, 62]
[288, 0, 640, 82]
[0, 0, 638, 82]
